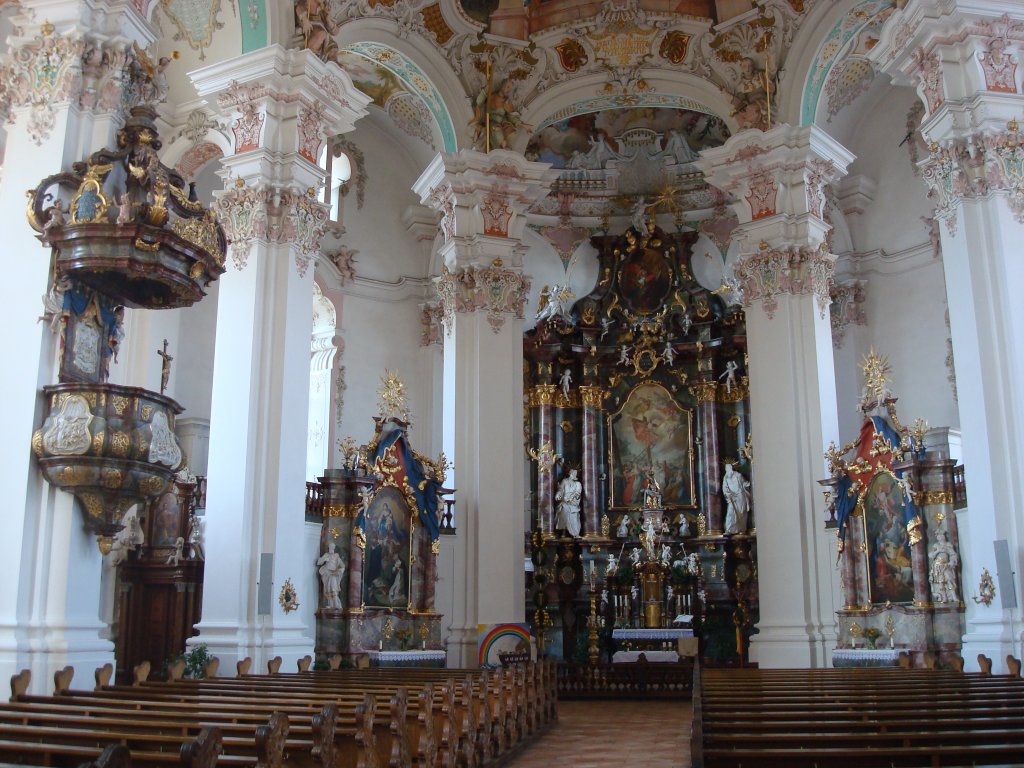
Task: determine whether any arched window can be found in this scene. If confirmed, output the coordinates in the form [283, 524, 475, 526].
[319, 140, 352, 224]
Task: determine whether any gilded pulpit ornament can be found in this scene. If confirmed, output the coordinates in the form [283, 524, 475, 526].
[378, 369, 410, 421]
[279, 578, 300, 613]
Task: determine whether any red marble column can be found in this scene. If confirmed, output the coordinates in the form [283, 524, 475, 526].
[530, 385, 557, 532]
[701, 398, 723, 534]
[422, 533, 437, 611]
[348, 525, 365, 610]
[690, 378, 722, 533]
[579, 386, 606, 536]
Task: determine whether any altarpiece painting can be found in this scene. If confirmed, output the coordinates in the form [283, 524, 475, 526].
[863, 471, 915, 604]
[362, 485, 412, 609]
[609, 382, 695, 508]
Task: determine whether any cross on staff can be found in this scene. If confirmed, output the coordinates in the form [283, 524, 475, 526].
[158, 338, 173, 395]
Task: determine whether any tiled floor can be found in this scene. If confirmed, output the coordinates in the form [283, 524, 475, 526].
[509, 699, 692, 767]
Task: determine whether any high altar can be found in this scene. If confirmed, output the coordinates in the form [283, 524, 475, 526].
[313, 372, 448, 666]
[822, 352, 966, 667]
[524, 217, 757, 665]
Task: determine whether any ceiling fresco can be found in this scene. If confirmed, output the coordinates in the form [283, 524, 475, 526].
[527, 107, 730, 169]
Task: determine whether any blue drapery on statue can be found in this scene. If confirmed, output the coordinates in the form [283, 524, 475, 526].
[835, 474, 856, 544]
[836, 416, 919, 546]
[371, 427, 442, 542]
[871, 416, 919, 527]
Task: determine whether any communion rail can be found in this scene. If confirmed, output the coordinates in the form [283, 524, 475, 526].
[557, 657, 694, 700]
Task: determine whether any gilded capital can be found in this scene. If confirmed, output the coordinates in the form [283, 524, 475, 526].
[527, 384, 557, 407]
[578, 385, 609, 410]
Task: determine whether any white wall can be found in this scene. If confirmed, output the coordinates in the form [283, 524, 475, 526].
[833, 83, 959, 434]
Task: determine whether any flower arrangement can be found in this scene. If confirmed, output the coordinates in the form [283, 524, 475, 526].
[865, 627, 881, 649]
[394, 628, 413, 651]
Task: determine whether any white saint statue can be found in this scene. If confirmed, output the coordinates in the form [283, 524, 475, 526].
[722, 463, 751, 534]
[616, 514, 631, 538]
[928, 529, 959, 604]
[554, 468, 583, 537]
[317, 542, 346, 610]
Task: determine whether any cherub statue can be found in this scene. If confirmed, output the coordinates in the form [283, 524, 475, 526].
[660, 543, 672, 566]
[116, 193, 133, 225]
[166, 537, 185, 566]
[43, 200, 65, 233]
[629, 547, 641, 566]
[607, 553, 618, 574]
[618, 345, 632, 366]
[719, 360, 740, 394]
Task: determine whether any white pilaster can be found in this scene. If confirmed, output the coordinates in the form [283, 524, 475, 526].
[697, 124, 855, 667]
[870, 0, 1024, 670]
[0, 1, 157, 693]
[188, 46, 370, 672]
[414, 150, 556, 666]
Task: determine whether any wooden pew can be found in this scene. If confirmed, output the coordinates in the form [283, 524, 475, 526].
[7, 659, 555, 768]
[694, 665, 1024, 768]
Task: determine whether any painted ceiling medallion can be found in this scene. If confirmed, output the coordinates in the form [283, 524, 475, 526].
[161, 0, 225, 60]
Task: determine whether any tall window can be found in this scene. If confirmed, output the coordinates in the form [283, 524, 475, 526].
[319, 141, 352, 224]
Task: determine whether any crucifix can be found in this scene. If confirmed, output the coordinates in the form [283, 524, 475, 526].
[158, 338, 173, 395]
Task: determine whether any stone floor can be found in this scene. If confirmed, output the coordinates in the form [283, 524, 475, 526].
[508, 699, 693, 767]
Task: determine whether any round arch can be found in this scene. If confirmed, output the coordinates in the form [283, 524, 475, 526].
[779, 0, 897, 128]
[334, 19, 470, 152]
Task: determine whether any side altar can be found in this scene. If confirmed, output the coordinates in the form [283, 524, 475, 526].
[822, 351, 965, 667]
[312, 372, 449, 666]
[524, 215, 758, 666]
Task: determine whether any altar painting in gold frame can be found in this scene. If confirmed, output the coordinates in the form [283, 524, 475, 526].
[861, 470, 915, 604]
[362, 484, 413, 610]
[608, 381, 695, 508]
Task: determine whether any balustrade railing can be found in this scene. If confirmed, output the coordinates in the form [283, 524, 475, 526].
[192, 475, 207, 512]
[440, 498, 456, 534]
[953, 464, 967, 509]
[557, 657, 694, 699]
[305, 481, 325, 518]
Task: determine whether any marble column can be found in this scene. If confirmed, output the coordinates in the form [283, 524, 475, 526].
[0, 0, 157, 693]
[415, 150, 556, 666]
[528, 385, 557, 532]
[692, 379, 723, 534]
[579, 386, 606, 537]
[697, 124, 855, 668]
[187, 47, 370, 672]
[870, 0, 1024, 672]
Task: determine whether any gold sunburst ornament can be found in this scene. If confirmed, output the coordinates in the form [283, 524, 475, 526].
[861, 347, 893, 405]
[378, 369, 410, 421]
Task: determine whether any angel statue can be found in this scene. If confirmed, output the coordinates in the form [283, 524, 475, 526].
[469, 76, 528, 152]
[128, 43, 175, 108]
